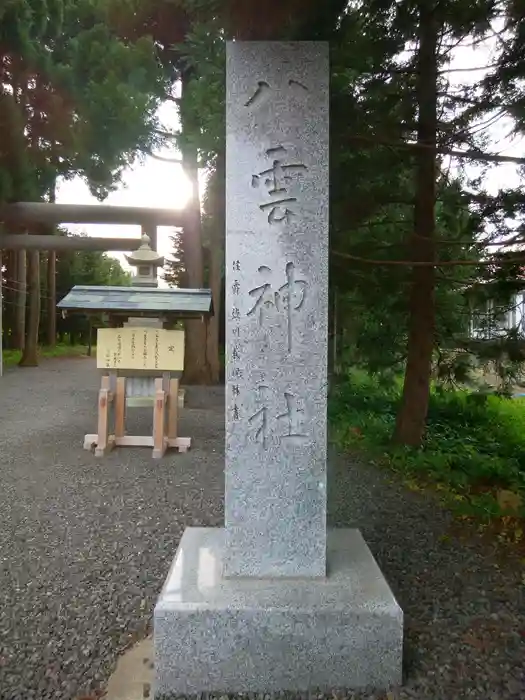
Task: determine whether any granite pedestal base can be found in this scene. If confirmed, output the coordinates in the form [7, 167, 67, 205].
[154, 528, 403, 696]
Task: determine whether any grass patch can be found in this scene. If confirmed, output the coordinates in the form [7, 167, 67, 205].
[329, 369, 525, 525]
[2, 344, 92, 367]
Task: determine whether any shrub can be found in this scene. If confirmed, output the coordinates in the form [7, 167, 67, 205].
[329, 369, 525, 515]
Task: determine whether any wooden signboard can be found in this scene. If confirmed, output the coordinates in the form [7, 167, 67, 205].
[96, 327, 185, 371]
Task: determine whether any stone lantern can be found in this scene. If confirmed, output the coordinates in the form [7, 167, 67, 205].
[125, 234, 164, 288]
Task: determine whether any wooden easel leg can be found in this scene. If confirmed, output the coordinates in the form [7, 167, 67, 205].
[152, 377, 167, 459]
[168, 378, 179, 440]
[95, 375, 113, 457]
[115, 376, 126, 438]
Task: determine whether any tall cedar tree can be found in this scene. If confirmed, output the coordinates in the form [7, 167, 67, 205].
[1, 0, 164, 358]
[392, 1, 438, 445]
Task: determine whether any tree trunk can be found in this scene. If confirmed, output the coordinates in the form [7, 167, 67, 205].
[392, 3, 438, 447]
[46, 184, 57, 347]
[179, 69, 210, 385]
[2, 250, 16, 349]
[0, 250, 3, 376]
[87, 318, 93, 357]
[330, 287, 344, 376]
[46, 251, 56, 346]
[205, 151, 225, 385]
[206, 242, 222, 383]
[19, 250, 40, 366]
[14, 249, 27, 350]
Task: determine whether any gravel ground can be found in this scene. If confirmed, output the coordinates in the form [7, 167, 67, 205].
[329, 460, 525, 700]
[0, 358, 224, 700]
[0, 358, 524, 700]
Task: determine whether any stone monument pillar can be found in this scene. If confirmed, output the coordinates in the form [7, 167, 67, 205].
[154, 42, 403, 696]
[223, 41, 328, 580]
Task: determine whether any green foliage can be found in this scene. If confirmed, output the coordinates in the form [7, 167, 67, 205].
[164, 0, 525, 437]
[50, 1, 166, 196]
[164, 162, 225, 287]
[55, 235, 132, 295]
[162, 14, 226, 290]
[329, 2, 492, 377]
[163, 229, 185, 287]
[330, 369, 525, 517]
[174, 18, 225, 168]
[52, 236, 131, 344]
[0, 0, 165, 203]
[2, 343, 89, 367]
[1, 0, 163, 357]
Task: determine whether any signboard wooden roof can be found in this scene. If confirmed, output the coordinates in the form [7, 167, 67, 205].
[57, 286, 214, 319]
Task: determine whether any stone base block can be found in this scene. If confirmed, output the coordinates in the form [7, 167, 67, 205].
[154, 527, 403, 696]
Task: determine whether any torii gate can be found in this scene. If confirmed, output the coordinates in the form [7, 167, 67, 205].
[0, 202, 187, 376]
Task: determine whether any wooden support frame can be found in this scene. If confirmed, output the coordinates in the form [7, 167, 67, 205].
[84, 374, 190, 458]
[115, 376, 126, 439]
[91, 375, 115, 456]
[153, 377, 167, 458]
[168, 378, 179, 440]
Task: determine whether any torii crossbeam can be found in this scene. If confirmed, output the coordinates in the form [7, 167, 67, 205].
[0, 201, 187, 376]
